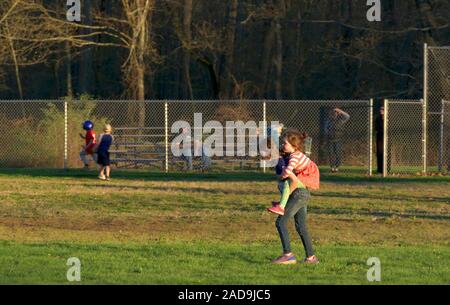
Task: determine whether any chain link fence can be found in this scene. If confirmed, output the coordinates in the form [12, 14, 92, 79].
[0, 100, 65, 168]
[425, 46, 450, 174]
[0, 99, 376, 174]
[266, 100, 373, 174]
[167, 101, 265, 171]
[384, 99, 424, 176]
[3, 45, 450, 175]
[87, 100, 167, 170]
[436, 100, 450, 173]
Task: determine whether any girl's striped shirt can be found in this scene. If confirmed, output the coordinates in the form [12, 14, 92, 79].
[284, 151, 311, 176]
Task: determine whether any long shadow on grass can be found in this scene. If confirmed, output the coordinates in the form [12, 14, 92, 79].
[0, 168, 274, 182]
[310, 207, 450, 221]
[61, 183, 450, 219]
[78, 184, 450, 207]
[314, 192, 450, 205]
[78, 183, 274, 196]
[1, 168, 450, 184]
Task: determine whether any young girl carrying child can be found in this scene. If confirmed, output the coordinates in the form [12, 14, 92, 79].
[267, 129, 320, 265]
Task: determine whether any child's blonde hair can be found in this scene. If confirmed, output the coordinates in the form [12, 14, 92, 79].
[103, 124, 112, 133]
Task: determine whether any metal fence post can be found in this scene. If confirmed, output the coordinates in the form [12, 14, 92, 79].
[423, 43, 429, 175]
[422, 98, 427, 175]
[439, 100, 445, 172]
[64, 99, 68, 170]
[383, 99, 388, 177]
[368, 99, 374, 176]
[165, 101, 169, 173]
[263, 101, 267, 173]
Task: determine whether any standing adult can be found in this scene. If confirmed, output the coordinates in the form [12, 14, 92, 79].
[175, 127, 193, 171]
[268, 123, 285, 160]
[193, 137, 211, 171]
[325, 108, 350, 172]
[445, 125, 450, 174]
[259, 123, 284, 163]
[374, 106, 385, 174]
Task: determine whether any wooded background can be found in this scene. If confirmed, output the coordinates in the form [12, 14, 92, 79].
[1, 0, 450, 101]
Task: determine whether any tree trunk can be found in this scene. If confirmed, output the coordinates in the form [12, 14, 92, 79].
[274, 0, 286, 100]
[261, 20, 276, 98]
[340, 0, 355, 97]
[183, 0, 194, 99]
[5, 20, 23, 100]
[123, 0, 154, 126]
[198, 56, 220, 99]
[286, 5, 303, 99]
[219, 0, 238, 99]
[54, 61, 60, 98]
[66, 41, 73, 99]
[274, 18, 282, 100]
[137, 1, 150, 127]
[78, 0, 93, 95]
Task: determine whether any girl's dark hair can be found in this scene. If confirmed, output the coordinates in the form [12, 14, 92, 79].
[283, 129, 308, 152]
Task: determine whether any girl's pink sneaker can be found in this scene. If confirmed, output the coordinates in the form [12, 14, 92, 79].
[267, 204, 285, 216]
[303, 256, 319, 264]
[272, 253, 297, 265]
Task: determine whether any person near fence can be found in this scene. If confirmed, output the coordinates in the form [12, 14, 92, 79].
[268, 123, 284, 149]
[374, 106, 385, 174]
[194, 138, 212, 171]
[174, 128, 193, 171]
[175, 128, 212, 171]
[325, 108, 350, 173]
[445, 130, 450, 173]
[268, 129, 320, 265]
[95, 124, 114, 181]
[259, 123, 284, 162]
[79, 120, 97, 169]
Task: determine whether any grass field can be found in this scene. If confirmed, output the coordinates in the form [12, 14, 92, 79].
[0, 168, 449, 284]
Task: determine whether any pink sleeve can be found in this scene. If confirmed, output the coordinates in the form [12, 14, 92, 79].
[285, 153, 310, 174]
[296, 153, 310, 171]
[285, 155, 301, 175]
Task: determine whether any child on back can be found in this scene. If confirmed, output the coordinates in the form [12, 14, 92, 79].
[267, 130, 319, 216]
[96, 124, 114, 181]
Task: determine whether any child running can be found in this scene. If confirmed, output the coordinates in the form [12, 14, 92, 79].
[79, 120, 97, 169]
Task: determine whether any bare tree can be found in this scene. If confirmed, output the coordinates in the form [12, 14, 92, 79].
[173, 1, 240, 99]
[0, 0, 121, 98]
[183, 0, 194, 99]
[0, 68, 7, 92]
[219, 0, 238, 100]
[273, 0, 286, 99]
[94, 0, 159, 125]
[241, 0, 285, 98]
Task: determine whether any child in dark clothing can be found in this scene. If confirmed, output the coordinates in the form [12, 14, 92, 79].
[96, 124, 114, 181]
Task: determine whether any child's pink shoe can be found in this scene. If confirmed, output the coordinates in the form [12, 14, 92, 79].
[272, 253, 297, 265]
[267, 204, 285, 216]
[303, 255, 319, 264]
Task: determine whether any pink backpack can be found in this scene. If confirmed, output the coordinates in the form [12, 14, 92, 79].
[297, 160, 320, 190]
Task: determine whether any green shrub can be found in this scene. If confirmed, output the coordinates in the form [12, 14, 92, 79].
[0, 95, 109, 168]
